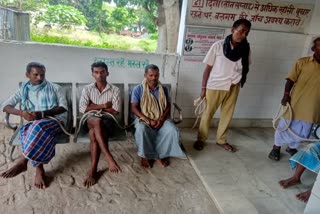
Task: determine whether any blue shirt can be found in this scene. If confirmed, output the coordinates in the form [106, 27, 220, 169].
[131, 84, 170, 104]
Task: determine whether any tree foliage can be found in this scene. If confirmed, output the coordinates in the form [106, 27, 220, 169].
[108, 7, 138, 33]
[43, 4, 87, 28]
[105, 0, 158, 33]
[0, 0, 49, 11]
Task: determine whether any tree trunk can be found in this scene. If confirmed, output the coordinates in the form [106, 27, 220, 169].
[156, 0, 180, 53]
[156, 0, 167, 53]
[163, 0, 180, 53]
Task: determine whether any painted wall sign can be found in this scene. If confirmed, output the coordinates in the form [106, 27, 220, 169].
[183, 26, 225, 56]
[187, 0, 313, 33]
[94, 57, 150, 69]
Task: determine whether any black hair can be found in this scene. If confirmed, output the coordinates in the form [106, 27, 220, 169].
[144, 64, 159, 74]
[26, 62, 46, 73]
[233, 19, 251, 29]
[311, 37, 320, 51]
[91, 61, 108, 72]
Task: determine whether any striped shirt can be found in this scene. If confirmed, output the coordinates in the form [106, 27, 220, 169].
[79, 83, 121, 113]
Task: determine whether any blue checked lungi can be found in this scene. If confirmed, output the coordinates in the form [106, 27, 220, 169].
[289, 142, 320, 174]
[19, 119, 61, 167]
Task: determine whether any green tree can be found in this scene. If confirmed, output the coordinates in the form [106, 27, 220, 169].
[108, 7, 138, 33]
[43, 4, 87, 28]
[0, 0, 49, 11]
[106, 0, 180, 53]
[49, 0, 106, 32]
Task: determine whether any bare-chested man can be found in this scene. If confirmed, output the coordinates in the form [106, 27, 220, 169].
[1, 62, 67, 189]
[79, 61, 121, 187]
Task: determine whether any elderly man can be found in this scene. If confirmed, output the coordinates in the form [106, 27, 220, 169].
[79, 61, 121, 187]
[0, 62, 67, 189]
[131, 64, 186, 169]
[269, 37, 320, 161]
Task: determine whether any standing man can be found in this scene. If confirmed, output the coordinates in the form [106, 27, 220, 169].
[193, 19, 252, 152]
[131, 64, 186, 168]
[0, 62, 68, 189]
[268, 37, 320, 161]
[79, 61, 121, 187]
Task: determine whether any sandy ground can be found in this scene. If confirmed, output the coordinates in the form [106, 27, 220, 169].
[0, 124, 219, 214]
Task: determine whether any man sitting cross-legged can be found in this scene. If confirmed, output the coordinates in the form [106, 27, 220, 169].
[131, 64, 186, 169]
[79, 61, 121, 188]
[0, 62, 68, 189]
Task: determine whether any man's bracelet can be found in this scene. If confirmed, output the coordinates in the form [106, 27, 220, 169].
[41, 111, 45, 119]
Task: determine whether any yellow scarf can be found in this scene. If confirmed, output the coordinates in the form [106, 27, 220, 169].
[140, 78, 167, 120]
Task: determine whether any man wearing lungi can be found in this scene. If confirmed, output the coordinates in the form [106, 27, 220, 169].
[268, 37, 320, 161]
[79, 61, 121, 188]
[1, 62, 68, 189]
[131, 64, 186, 169]
[278, 142, 320, 203]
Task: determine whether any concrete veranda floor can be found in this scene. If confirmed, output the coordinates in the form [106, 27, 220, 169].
[0, 125, 317, 214]
[0, 125, 218, 214]
[181, 127, 317, 214]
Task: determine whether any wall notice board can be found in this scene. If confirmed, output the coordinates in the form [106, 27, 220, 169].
[183, 26, 225, 56]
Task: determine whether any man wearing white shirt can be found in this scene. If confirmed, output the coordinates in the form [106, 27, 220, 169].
[193, 19, 251, 152]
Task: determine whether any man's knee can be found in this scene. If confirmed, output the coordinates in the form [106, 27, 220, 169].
[88, 129, 96, 140]
[88, 117, 104, 128]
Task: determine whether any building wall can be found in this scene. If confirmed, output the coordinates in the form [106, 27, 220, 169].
[176, 0, 320, 127]
[0, 41, 179, 124]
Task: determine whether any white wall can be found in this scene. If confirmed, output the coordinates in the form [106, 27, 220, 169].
[176, 0, 320, 127]
[0, 41, 179, 124]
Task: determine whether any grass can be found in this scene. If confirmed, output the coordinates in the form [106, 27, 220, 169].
[31, 28, 157, 52]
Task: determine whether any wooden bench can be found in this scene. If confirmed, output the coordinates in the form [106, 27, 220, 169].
[73, 83, 127, 143]
[4, 82, 73, 161]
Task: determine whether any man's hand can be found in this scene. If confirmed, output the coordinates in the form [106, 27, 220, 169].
[104, 101, 112, 109]
[154, 119, 165, 129]
[240, 74, 247, 88]
[200, 88, 206, 99]
[149, 119, 157, 127]
[281, 94, 291, 106]
[23, 111, 41, 121]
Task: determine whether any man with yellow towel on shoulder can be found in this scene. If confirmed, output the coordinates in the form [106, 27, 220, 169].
[131, 64, 186, 169]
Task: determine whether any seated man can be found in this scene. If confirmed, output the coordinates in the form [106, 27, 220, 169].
[279, 142, 320, 203]
[131, 64, 186, 168]
[79, 61, 121, 188]
[0, 62, 67, 189]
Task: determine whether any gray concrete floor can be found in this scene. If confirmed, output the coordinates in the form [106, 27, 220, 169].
[0, 125, 218, 214]
[181, 127, 317, 214]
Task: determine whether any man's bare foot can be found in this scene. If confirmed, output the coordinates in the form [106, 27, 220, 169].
[156, 158, 169, 168]
[0, 157, 28, 178]
[141, 158, 151, 169]
[34, 165, 46, 189]
[108, 160, 121, 173]
[83, 171, 97, 188]
[279, 176, 301, 188]
[296, 190, 311, 203]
